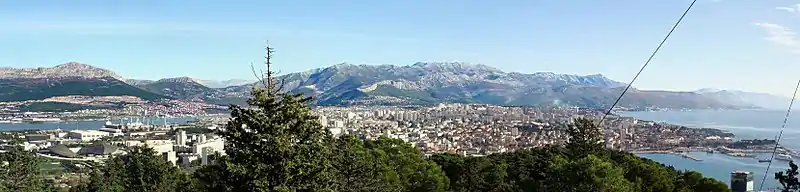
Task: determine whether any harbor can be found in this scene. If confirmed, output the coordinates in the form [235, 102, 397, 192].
[634, 147, 799, 163]
[633, 151, 703, 161]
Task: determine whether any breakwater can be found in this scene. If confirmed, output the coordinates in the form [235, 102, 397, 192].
[633, 151, 702, 161]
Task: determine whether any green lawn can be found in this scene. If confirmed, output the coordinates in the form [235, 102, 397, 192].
[38, 158, 65, 176]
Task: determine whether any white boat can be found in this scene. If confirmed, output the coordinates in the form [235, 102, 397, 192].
[104, 121, 124, 129]
[27, 118, 62, 122]
[776, 154, 793, 161]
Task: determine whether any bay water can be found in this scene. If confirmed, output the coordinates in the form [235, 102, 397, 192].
[0, 117, 197, 132]
[621, 109, 800, 190]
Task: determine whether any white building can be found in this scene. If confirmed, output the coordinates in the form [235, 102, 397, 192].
[98, 128, 124, 137]
[198, 134, 207, 143]
[163, 151, 177, 165]
[329, 127, 343, 137]
[319, 115, 328, 128]
[730, 171, 754, 192]
[176, 130, 187, 146]
[68, 130, 110, 141]
[193, 138, 225, 158]
[333, 120, 344, 128]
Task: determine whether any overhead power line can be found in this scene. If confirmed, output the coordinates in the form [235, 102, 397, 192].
[597, 0, 698, 125]
[759, 79, 800, 192]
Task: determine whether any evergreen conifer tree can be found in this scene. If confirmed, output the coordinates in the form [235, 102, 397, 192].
[206, 44, 335, 192]
[0, 142, 54, 192]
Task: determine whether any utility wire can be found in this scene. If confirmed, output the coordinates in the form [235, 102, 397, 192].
[758, 79, 800, 192]
[597, 0, 698, 125]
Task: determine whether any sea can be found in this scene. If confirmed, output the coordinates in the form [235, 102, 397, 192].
[0, 117, 197, 132]
[621, 109, 800, 190]
[0, 110, 795, 189]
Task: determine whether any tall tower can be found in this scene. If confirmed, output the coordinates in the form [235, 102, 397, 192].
[176, 130, 187, 146]
[730, 171, 754, 192]
[319, 115, 328, 128]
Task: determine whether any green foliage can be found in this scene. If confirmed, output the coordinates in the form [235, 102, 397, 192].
[0, 77, 167, 102]
[369, 85, 438, 103]
[76, 146, 187, 192]
[191, 162, 233, 191]
[330, 135, 402, 191]
[137, 80, 211, 100]
[428, 119, 730, 192]
[362, 136, 449, 192]
[565, 118, 604, 157]
[196, 46, 336, 191]
[428, 146, 731, 192]
[674, 171, 730, 192]
[0, 146, 53, 192]
[206, 87, 334, 191]
[330, 135, 449, 192]
[543, 155, 633, 192]
[776, 161, 800, 192]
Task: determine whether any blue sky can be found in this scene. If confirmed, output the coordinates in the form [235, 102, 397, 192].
[1, 0, 799, 97]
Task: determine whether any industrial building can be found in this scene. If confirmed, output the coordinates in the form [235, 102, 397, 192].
[67, 130, 110, 142]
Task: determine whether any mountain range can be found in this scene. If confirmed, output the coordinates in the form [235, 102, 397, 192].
[694, 88, 791, 110]
[0, 62, 788, 110]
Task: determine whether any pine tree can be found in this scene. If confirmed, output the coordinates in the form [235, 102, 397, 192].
[776, 161, 800, 192]
[565, 118, 604, 157]
[80, 146, 184, 192]
[207, 44, 335, 192]
[0, 144, 54, 192]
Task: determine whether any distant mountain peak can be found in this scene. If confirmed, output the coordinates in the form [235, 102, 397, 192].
[0, 62, 122, 79]
[410, 61, 500, 72]
[195, 79, 254, 88]
[156, 76, 199, 84]
[695, 88, 723, 93]
[585, 73, 606, 78]
[696, 88, 790, 109]
[55, 62, 93, 68]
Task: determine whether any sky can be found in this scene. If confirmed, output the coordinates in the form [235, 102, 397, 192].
[1, 0, 799, 97]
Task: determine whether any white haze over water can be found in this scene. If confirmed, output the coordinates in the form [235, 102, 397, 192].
[621, 109, 800, 189]
[620, 109, 800, 149]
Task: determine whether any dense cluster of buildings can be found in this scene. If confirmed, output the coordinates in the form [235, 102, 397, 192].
[0, 103, 755, 189]
[1, 117, 226, 168]
[313, 103, 735, 156]
[1, 104, 741, 169]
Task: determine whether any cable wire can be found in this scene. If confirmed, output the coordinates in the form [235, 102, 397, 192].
[758, 79, 800, 192]
[597, 0, 698, 125]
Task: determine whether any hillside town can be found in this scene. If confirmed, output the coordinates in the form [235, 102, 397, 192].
[3, 103, 778, 187]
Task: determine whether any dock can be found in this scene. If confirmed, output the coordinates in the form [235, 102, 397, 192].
[632, 151, 703, 161]
[679, 153, 702, 161]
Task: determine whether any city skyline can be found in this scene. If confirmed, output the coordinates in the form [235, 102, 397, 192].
[1, 0, 799, 97]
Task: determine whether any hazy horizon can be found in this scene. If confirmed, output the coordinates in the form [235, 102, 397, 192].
[2, 0, 799, 97]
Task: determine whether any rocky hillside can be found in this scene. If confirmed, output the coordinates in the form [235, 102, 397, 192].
[252, 62, 735, 109]
[134, 77, 211, 101]
[131, 77, 249, 105]
[0, 62, 753, 109]
[0, 62, 123, 79]
[0, 76, 166, 102]
[195, 79, 253, 88]
[0, 63, 167, 102]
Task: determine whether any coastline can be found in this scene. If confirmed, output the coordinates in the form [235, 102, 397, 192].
[633, 150, 703, 161]
[631, 147, 789, 161]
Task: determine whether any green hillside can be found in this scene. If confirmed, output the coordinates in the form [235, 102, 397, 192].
[0, 77, 168, 102]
